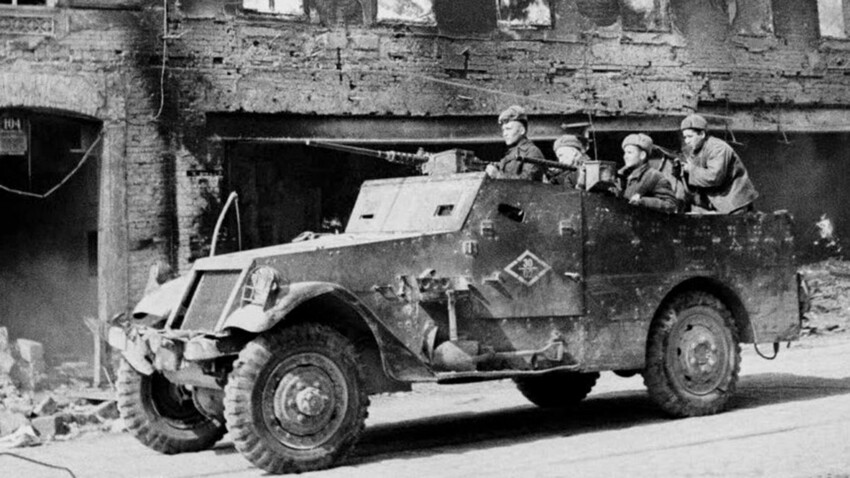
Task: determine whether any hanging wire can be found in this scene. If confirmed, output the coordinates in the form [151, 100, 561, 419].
[0, 131, 104, 199]
[152, 0, 168, 120]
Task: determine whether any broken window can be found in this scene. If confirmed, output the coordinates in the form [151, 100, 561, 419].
[377, 0, 435, 24]
[730, 0, 774, 36]
[619, 0, 669, 32]
[0, 0, 55, 5]
[243, 0, 303, 16]
[497, 0, 552, 28]
[576, 0, 620, 27]
[817, 0, 848, 38]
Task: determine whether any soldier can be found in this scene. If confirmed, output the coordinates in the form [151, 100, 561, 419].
[548, 134, 589, 189]
[619, 133, 678, 213]
[680, 114, 758, 214]
[486, 105, 545, 181]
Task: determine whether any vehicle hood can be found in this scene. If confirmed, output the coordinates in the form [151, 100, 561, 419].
[192, 232, 426, 271]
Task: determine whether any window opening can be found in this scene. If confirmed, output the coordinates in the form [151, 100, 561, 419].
[817, 0, 847, 38]
[498, 203, 525, 223]
[435, 204, 454, 216]
[619, 0, 670, 32]
[0, 0, 54, 5]
[377, 0, 435, 24]
[497, 0, 552, 28]
[243, 0, 303, 16]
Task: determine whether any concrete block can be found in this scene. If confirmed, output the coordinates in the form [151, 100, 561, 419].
[31, 414, 71, 439]
[0, 327, 15, 377]
[31, 415, 56, 439]
[0, 410, 29, 437]
[34, 396, 59, 417]
[93, 400, 119, 421]
[15, 338, 46, 391]
[16, 339, 44, 365]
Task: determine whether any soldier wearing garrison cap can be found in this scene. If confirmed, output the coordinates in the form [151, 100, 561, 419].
[548, 134, 589, 189]
[618, 133, 678, 213]
[486, 105, 545, 181]
[680, 113, 758, 214]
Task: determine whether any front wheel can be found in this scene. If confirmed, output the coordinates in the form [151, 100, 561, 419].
[643, 291, 741, 417]
[116, 360, 225, 454]
[223, 323, 369, 474]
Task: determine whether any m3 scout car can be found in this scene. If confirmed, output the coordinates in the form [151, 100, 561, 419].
[108, 148, 804, 474]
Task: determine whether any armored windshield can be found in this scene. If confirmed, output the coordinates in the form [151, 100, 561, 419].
[345, 173, 485, 233]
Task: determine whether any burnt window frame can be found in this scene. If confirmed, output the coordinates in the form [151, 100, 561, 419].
[0, 0, 56, 7]
[241, 0, 306, 18]
[376, 0, 436, 26]
[496, 0, 554, 30]
[816, 0, 850, 39]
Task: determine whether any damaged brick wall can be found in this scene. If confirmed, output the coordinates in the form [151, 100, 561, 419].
[4, 0, 850, 309]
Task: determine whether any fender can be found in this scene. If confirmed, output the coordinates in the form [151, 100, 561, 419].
[223, 281, 340, 333]
[223, 281, 435, 382]
[132, 274, 192, 322]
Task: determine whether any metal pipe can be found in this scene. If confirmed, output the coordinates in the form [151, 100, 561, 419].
[210, 191, 239, 257]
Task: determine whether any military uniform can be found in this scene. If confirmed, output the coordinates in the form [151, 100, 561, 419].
[548, 156, 587, 189]
[685, 135, 758, 214]
[494, 138, 545, 181]
[622, 162, 678, 213]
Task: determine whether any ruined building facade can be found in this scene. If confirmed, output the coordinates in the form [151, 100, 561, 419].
[1, 0, 849, 361]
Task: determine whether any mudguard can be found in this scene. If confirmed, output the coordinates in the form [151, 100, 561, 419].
[132, 274, 192, 322]
[223, 281, 436, 382]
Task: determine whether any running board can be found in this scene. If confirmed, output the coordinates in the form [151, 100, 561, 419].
[435, 363, 582, 384]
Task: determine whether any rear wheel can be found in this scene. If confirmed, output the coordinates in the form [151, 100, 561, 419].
[116, 360, 225, 453]
[514, 371, 600, 409]
[643, 291, 741, 417]
[224, 323, 369, 474]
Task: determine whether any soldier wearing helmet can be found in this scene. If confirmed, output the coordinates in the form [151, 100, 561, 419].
[548, 134, 589, 189]
[680, 114, 758, 214]
[619, 133, 678, 213]
[486, 105, 545, 181]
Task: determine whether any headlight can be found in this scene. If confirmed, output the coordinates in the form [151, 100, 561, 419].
[242, 266, 279, 307]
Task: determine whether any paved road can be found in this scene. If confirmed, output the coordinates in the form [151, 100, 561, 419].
[3, 336, 850, 478]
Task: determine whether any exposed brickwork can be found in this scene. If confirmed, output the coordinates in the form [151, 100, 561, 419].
[2, 0, 850, 309]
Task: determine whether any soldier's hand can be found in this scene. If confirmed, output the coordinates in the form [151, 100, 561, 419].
[485, 163, 500, 178]
[629, 194, 642, 205]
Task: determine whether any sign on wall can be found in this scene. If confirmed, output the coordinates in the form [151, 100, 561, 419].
[0, 116, 28, 156]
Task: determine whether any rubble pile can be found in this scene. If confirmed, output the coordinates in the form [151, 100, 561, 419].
[0, 327, 120, 448]
[799, 259, 850, 336]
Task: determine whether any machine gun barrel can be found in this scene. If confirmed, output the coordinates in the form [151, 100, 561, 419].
[517, 156, 577, 171]
[304, 140, 428, 167]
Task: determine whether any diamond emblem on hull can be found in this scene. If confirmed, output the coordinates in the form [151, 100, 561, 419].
[504, 250, 551, 286]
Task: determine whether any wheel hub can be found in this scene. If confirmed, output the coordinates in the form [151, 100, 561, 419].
[295, 386, 330, 416]
[264, 353, 348, 450]
[669, 313, 731, 396]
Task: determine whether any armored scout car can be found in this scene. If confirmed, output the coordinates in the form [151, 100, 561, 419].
[108, 148, 804, 474]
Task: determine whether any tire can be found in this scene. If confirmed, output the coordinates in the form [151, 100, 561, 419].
[514, 371, 600, 409]
[643, 291, 741, 417]
[223, 323, 369, 474]
[116, 360, 225, 454]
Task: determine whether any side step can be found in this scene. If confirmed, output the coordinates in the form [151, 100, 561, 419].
[435, 363, 582, 385]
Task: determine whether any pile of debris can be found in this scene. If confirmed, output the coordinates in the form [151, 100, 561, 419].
[0, 327, 121, 449]
[799, 259, 850, 336]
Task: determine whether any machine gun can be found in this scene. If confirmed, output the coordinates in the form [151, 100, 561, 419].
[304, 140, 487, 175]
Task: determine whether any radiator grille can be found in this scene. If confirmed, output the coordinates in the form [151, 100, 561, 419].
[181, 271, 240, 330]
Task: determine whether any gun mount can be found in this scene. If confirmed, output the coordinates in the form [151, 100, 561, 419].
[304, 140, 486, 175]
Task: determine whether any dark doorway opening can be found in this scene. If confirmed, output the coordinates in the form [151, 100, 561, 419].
[0, 109, 101, 363]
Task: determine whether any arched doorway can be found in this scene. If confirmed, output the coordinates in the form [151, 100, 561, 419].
[0, 108, 102, 363]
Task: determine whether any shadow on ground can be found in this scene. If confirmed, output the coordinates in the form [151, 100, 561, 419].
[335, 373, 850, 466]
